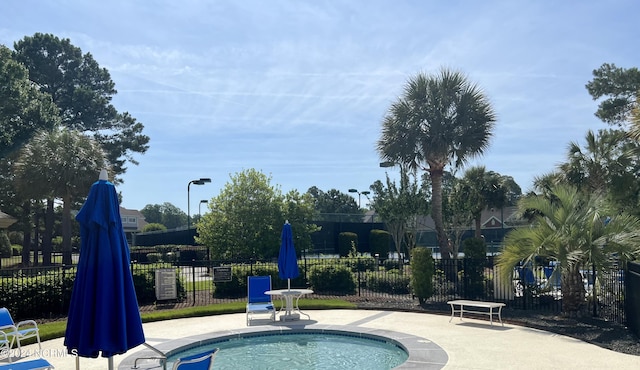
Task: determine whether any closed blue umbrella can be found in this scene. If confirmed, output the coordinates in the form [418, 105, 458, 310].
[278, 222, 299, 290]
[64, 170, 145, 369]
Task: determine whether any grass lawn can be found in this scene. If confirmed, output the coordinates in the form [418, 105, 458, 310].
[30, 299, 356, 344]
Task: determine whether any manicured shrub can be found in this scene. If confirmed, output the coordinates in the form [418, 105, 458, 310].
[366, 270, 410, 294]
[463, 237, 487, 299]
[308, 264, 356, 294]
[143, 223, 167, 232]
[338, 232, 358, 257]
[146, 252, 163, 263]
[383, 259, 403, 271]
[341, 257, 376, 272]
[369, 229, 391, 260]
[0, 268, 76, 320]
[410, 247, 434, 304]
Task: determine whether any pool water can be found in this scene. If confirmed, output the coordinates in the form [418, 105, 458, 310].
[166, 332, 409, 369]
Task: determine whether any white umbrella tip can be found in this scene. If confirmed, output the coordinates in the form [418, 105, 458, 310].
[99, 169, 108, 180]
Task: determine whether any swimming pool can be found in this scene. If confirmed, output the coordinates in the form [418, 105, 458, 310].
[119, 325, 448, 369]
[166, 331, 408, 369]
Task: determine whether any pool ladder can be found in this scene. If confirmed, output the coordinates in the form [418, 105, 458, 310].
[132, 343, 167, 370]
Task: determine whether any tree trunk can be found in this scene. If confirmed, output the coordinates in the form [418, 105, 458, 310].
[33, 210, 40, 266]
[474, 216, 482, 238]
[41, 199, 54, 266]
[430, 168, 451, 259]
[62, 194, 72, 265]
[561, 264, 586, 317]
[20, 201, 32, 266]
[431, 168, 457, 281]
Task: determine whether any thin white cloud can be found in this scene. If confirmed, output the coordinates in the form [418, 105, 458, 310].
[1, 0, 638, 211]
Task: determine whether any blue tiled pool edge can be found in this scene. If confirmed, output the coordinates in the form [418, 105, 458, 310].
[118, 324, 448, 369]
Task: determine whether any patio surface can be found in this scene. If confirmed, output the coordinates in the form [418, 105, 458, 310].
[8, 309, 640, 369]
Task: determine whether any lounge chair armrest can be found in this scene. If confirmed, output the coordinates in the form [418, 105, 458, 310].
[0, 324, 17, 332]
[16, 320, 38, 329]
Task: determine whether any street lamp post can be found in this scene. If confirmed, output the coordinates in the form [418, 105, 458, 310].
[199, 200, 208, 218]
[348, 189, 371, 208]
[187, 178, 211, 229]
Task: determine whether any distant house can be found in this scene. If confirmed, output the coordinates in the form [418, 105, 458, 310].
[119, 207, 148, 240]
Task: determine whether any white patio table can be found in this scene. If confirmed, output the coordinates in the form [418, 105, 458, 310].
[265, 289, 313, 321]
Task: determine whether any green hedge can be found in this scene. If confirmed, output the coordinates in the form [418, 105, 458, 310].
[369, 229, 391, 259]
[308, 264, 356, 294]
[340, 257, 376, 272]
[338, 232, 358, 257]
[0, 269, 75, 320]
[366, 270, 410, 294]
[410, 247, 434, 304]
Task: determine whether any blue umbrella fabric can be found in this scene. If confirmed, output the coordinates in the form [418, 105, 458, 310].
[64, 175, 145, 359]
[278, 222, 299, 290]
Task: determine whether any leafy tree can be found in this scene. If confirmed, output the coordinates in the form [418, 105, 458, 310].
[14, 128, 106, 265]
[454, 166, 513, 238]
[140, 203, 187, 229]
[4, 33, 149, 262]
[370, 167, 429, 259]
[196, 169, 316, 259]
[501, 176, 522, 206]
[281, 190, 319, 255]
[497, 185, 640, 317]
[0, 45, 58, 158]
[377, 68, 496, 259]
[443, 173, 472, 258]
[585, 63, 640, 126]
[306, 187, 360, 221]
[12, 33, 149, 181]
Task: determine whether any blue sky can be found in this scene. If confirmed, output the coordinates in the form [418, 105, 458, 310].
[1, 1, 638, 213]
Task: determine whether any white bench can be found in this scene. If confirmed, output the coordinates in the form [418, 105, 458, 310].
[447, 300, 506, 326]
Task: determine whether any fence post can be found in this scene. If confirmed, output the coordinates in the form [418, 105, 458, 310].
[192, 259, 196, 306]
[592, 263, 597, 317]
[357, 268, 361, 296]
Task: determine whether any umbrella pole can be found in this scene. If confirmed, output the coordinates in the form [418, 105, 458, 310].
[109, 356, 114, 370]
[288, 279, 291, 290]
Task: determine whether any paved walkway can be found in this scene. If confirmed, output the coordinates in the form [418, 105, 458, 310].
[7, 310, 640, 369]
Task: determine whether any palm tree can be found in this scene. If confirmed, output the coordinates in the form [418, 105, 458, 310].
[497, 185, 640, 317]
[629, 94, 640, 141]
[14, 128, 107, 265]
[559, 129, 640, 215]
[377, 68, 496, 258]
[456, 166, 508, 238]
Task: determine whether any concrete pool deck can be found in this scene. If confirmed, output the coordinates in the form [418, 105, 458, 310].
[8, 309, 640, 369]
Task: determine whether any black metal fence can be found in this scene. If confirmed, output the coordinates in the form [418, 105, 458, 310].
[626, 262, 640, 338]
[0, 250, 628, 326]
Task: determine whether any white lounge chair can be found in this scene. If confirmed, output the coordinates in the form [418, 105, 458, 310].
[0, 308, 41, 358]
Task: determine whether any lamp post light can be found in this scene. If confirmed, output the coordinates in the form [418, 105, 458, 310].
[187, 178, 211, 229]
[348, 189, 371, 208]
